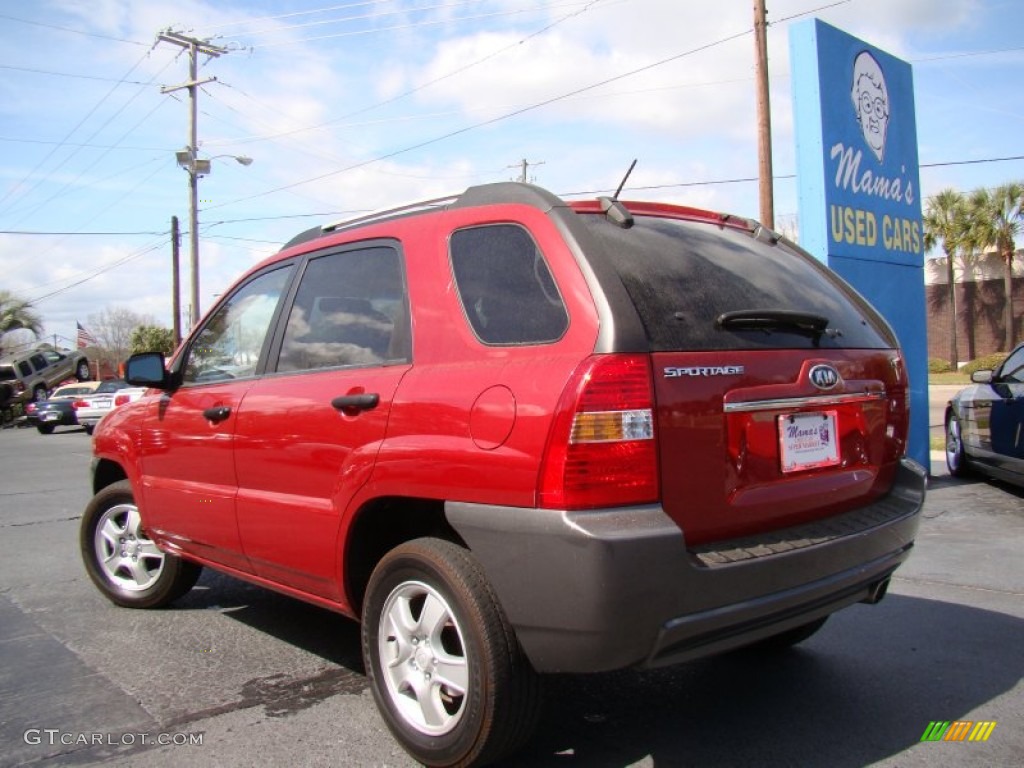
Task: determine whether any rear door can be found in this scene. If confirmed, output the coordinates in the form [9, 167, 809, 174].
[234, 242, 412, 601]
[581, 214, 908, 545]
[138, 264, 293, 571]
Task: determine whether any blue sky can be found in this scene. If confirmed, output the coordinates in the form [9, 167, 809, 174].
[1, 0, 1021, 348]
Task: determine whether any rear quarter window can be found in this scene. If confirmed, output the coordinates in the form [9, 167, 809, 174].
[580, 215, 895, 351]
[450, 224, 569, 345]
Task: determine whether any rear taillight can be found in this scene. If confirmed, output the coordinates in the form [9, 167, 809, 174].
[114, 394, 130, 406]
[25, 402, 36, 415]
[538, 354, 658, 509]
[72, 399, 89, 410]
[887, 354, 910, 459]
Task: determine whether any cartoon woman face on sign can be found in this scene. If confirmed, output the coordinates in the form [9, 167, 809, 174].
[851, 51, 889, 162]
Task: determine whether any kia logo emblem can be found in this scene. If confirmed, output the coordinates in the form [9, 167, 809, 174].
[809, 364, 840, 390]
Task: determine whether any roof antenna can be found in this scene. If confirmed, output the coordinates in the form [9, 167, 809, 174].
[613, 158, 637, 201]
[599, 159, 637, 228]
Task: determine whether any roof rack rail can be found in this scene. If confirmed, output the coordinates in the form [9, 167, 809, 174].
[321, 193, 460, 233]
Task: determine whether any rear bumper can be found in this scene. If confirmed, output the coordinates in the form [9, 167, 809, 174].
[445, 457, 925, 674]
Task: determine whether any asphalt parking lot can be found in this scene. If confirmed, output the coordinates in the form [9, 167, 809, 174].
[0, 416, 1021, 767]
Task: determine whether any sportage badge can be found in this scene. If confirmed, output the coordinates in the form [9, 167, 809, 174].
[809, 364, 841, 390]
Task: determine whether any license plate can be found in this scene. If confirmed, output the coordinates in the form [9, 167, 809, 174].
[93, 398, 112, 409]
[42, 412, 60, 422]
[778, 411, 840, 473]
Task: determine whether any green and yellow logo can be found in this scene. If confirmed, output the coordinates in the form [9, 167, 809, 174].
[920, 721, 997, 742]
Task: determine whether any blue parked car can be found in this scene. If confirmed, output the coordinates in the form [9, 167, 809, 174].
[945, 342, 1024, 487]
[25, 381, 101, 434]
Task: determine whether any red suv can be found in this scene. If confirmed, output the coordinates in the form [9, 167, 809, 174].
[81, 183, 925, 766]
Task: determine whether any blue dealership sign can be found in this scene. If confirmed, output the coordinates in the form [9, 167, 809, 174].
[791, 19, 929, 470]
[791, 19, 922, 265]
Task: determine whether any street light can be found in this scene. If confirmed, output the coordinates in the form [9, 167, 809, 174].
[175, 150, 253, 327]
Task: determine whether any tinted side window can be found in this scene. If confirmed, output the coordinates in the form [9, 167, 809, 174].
[276, 246, 409, 373]
[183, 266, 292, 384]
[998, 347, 1024, 383]
[450, 224, 568, 345]
[580, 215, 894, 351]
[30, 354, 48, 372]
[18, 361, 32, 377]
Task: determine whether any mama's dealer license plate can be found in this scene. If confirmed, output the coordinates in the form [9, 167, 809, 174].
[778, 411, 840, 473]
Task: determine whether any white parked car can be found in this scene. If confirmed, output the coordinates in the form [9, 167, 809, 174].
[73, 380, 146, 434]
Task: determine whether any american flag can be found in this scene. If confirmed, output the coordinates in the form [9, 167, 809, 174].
[76, 322, 98, 349]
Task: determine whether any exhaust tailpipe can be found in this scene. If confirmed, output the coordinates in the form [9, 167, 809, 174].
[861, 577, 890, 605]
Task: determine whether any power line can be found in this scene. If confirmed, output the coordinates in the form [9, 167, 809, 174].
[6, 92, 172, 227]
[921, 155, 1024, 168]
[28, 237, 171, 304]
[10, 154, 1018, 240]
[0, 63, 153, 84]
[221, 0, 492, 39]
[0, 46, 157, 214]
[205, 24, 751, 211]
[199, 0, 388, 32]
[204, 0, 604, 148]
[0, 230, 166, 236]
[0, 12, 149, 46]
[0, 137, 169, 151]
[250, 1, 590, 48]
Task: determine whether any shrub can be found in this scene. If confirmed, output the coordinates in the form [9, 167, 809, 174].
[928, 358, 953, 374]
[963, 353, 1009, 376]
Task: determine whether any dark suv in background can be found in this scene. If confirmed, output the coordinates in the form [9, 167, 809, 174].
[0, 346, 91, 405]
[81, 182, 926, 767]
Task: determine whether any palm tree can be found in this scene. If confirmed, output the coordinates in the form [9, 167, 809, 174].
[971, 183, 1023, 349]
[0, 291, 43, 354]
[924, 189, 968, 367]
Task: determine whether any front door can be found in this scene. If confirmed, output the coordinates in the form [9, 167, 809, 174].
[138, 265, 293, 571]
[988, 346, 1024, 475]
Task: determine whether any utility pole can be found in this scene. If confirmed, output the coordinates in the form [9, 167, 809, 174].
[509, 158, 545, 183]
[171, 216, 181, 347]
[753, 0, 774, 229]
[157, 30, 228, 327]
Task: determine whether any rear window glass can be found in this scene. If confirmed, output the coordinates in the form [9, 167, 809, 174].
[0, 367, 16, 381]
[450, 224, 568, 345]
[580, 214, 894, 351]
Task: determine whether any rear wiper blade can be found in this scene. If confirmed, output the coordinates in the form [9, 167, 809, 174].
[716, 309, 831, 336]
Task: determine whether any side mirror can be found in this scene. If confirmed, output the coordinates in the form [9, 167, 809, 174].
[970, 369, 993, 385]
[125, 353, 170, 389]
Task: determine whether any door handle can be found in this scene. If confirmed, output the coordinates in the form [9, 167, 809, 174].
[331, 393, 380, 413]
[203, 405, 232, 423]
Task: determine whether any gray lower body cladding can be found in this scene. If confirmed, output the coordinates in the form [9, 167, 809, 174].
[445, 458, 926, 673]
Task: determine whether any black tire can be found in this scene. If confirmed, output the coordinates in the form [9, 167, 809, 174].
[945, 410, 972, 478]
[362, 538, 540, 767]
[37, 424, 55, 435]
[76, 359, 91, 381]
[32, 385, 47, 402]
[84, 424, 94, 435]
[80, 480, 202, 609]
[746, 616, 829, 652]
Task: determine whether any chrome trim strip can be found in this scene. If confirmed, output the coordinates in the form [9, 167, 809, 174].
[723, 392, 886, 413]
